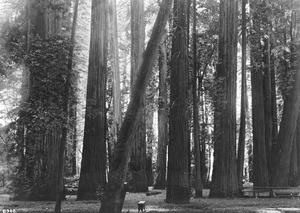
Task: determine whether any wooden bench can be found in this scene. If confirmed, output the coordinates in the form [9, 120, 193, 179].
[242, 189, 270, 198]
[275, 192, 299, 198]
[243, 186, 298, 198]
[138, 201, 146, 212]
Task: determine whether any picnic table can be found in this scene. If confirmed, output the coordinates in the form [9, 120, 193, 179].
[242, 186, 299, 198]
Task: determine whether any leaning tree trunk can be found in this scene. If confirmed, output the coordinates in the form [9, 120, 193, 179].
[127, 0, 148, 192]
[249, 0, 269, 187]
[99, 2, 172, 212]
[210, 0, 239, 197]
[154, 32, 168, 190]
[166, 0, 190, 204]
[77, 0, 108, 200]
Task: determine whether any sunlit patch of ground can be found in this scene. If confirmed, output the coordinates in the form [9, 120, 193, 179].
[1, 187, 300, 213]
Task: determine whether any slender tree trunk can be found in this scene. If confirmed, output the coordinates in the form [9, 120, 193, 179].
[270, 41, 278, 145]
[210, 0, 239, 197]
[78, 0, 108, 200]
[263, 35, 273, 179]
[146, 86, 155, 186]
[54, 0, 79, 211]
[237, 0, 247, 192]
[154, 32, 168, 189]
[99, 2, 172, 212]
[127, 0, 148, 192]
[166, 0, 190, 204]
[109, 0, 122, 159]
[192, 0, 203, 198]
[249, 0, 269, 187]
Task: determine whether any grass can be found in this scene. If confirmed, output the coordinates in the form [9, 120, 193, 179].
[1, 187, 300, 213]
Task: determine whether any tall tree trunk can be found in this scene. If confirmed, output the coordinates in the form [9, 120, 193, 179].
[154, 32, 168, 190]
[263, 35, 273, 179]
[99, 2, 172, 212]
[237, 0, 247, 192]
[109, 0, 122, 158]
[54, 0, 79, 211]
[272, 14, 300, 185]
[192, 0, 203, 198]
[166, 0, 190, 204]
[210, 0, 239, 197]
[78, 0, 108, 200]
[127, 0, 148, 192]
[249, 0, 269, 187]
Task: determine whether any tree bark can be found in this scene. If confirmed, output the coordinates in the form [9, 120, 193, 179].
[249, 0, 269, 187]
[78, 0, 108, 200]
[154, 32, 168, 190]
[272, 39, 300, 186]
[237, 0, 247, 192]
[210, 0, 239, 197]
[127, 0, 148, 192]
[99, 2, 172, 212]
[166, 0, 190, 204]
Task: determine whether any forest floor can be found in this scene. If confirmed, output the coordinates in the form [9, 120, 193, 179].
[1, 186, 300, 213]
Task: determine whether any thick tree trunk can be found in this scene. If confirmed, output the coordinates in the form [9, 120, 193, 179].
[99, 2, 172, 212]
[127, 0, 148, 192]
[192, 0, 203, 198]
[272, 49, 300, 186]
[249, 0, 269, 187]
[154, 33, 168, 190]
[237, 0, 247, 192]
[166, 0, 190, 204]
[78, 0, 108, 200]
[210, 0, 239, 197]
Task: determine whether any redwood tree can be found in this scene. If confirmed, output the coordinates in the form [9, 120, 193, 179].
[210, 0, 239, 197]
[249, 0, 269, 187]
[154, 31, 168, 189]
[127, 0, 148, 192]
[166, 0, 190, 204]
[99, 1, 172, 212]
[78, 0, 108, 200]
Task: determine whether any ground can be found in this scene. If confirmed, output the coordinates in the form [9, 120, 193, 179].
[1, 187, 300, 213]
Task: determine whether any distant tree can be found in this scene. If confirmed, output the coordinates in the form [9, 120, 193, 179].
[109, 0, 122, 156]
[99, 1, 172, 212]
[166, 0, 190, 204]
[154, 31, 168, 190]
[192, 0, 203, 198]
[237, 0, 247, 191]
[210, 0, 239, 197]
[127, 0, 148, 192]
[78, 0, 108, 200]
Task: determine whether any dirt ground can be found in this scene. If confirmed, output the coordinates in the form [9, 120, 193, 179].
[1, 188, 300, 213]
